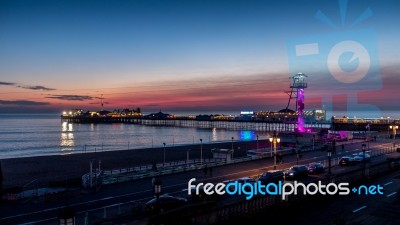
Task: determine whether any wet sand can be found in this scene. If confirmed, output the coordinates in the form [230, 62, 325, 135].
[1, 140, 269, 189]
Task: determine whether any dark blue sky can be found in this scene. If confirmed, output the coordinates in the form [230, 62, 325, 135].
[0, 0, 399, 116]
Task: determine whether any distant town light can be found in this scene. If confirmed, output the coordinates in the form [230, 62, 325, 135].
[240, 111, 254, 115]
[62, 111, 67, 115]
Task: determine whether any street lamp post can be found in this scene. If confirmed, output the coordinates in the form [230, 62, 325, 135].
[187, 149, 190, 168]
[163, 143, 166, 169]
[200, 138, 203, 164]
[153, 178, 162, 213]
[270, 139, 273, 157]
[366, 124, 371, 150]
[389, 125, 398, 147]
[332, 139, 336, 155]
[312, 135, 315, 151]
[231, 137, 234, 159]
[269, 130, 280, 169]
[327, 147, 332, 175]
[256, 135, 259, 153]
[362, 143, 366, 178]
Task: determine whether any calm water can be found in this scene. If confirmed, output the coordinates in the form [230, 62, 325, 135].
[0, 114, 268, 159]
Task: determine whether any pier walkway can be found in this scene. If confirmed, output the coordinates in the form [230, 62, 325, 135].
[62, 115, 330, 132]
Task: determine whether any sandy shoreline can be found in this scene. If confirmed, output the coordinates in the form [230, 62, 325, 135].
[1, 140, 269, 189]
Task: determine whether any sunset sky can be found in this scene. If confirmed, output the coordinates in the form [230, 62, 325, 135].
[0, 0, 399, 116]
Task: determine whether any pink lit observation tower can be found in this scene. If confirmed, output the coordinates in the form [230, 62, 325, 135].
[285, 73, 308, 132]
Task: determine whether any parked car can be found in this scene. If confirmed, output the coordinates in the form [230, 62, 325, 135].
[144, 194, 187, 213]
[353, 153, 371, 162]
[339, 156, 356, 166]
[307, 163, 324, 174]
[257, 170, 284, 185]
[283, 165, 308, 180]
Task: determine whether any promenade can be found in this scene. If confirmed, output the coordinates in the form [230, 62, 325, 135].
[0, 138, 397, 224]
[1, 139, 269, 189]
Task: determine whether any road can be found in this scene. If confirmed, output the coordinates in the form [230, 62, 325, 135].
[0, 139, 396, 224]
[241, 168, 400, 225]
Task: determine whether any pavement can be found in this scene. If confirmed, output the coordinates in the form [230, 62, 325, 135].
[0, 139, 397, 225]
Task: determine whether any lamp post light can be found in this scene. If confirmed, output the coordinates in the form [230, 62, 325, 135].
[269, 130, 280, 169]
[163, 143, 166, 169]
[362, 143, 366, 178]
[200, 138, 203, 164]
[389, 125, 398, 147]
[269, 138, 273, 157]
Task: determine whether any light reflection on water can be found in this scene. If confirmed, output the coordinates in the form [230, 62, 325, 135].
[60, 133, 75, 149]
[60, 122, 75, 150]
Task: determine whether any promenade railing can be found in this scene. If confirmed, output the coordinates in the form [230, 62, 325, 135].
[97, 142, 396, 186]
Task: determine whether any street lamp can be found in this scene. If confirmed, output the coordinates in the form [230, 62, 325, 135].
[256, 135, 259, 153]
[312, 134, 315, 151]
[186, 149, 190, 168]
[200, 138, 203, 164]
[327, 147, 332, 175]
[153, 178, 162, 213]
[269, 130, 281, 169]
[269, 138, 273, 157]
[58, 207, 75, 225]
[362, 143, 366, 178]
[231, 137, 234, 159]
[163, 143, 166, 169]
[366, 123, 371, 150]
[389, 125, 398, 147]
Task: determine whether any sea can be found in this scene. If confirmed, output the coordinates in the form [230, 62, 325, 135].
[0, 113, 270, 159]
[0, 111, 391, 159]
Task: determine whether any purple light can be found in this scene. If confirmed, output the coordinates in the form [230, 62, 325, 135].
[297, 88, 305, 132]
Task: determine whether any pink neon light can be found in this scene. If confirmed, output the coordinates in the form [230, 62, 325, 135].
[297, 88, 305, 132]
